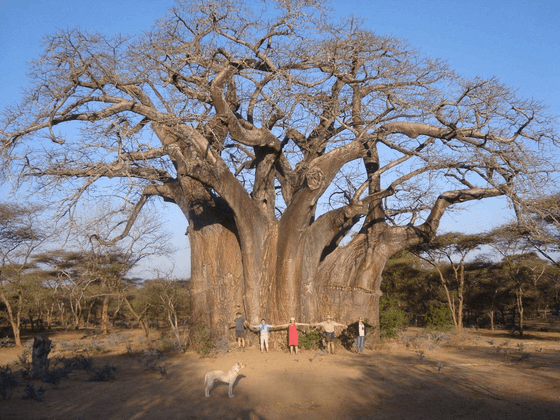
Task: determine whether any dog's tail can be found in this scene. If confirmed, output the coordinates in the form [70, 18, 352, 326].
[204, 372, 208, 386]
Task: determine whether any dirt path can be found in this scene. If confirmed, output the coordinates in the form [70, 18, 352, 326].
[1, 329, 559, 419]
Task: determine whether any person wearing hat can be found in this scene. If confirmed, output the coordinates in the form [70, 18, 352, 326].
[314, 316, 347, 354]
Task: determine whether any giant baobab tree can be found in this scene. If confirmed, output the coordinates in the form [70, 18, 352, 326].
[1, 0, 558, 336]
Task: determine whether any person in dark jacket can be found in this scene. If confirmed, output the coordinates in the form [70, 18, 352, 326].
[347, 317, 374, 353]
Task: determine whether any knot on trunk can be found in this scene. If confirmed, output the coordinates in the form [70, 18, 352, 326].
[306, 167, 324, 191]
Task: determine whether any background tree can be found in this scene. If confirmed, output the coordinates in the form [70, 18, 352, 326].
[488, 226, 550, 336]
[32, 205, 172, 332]
[466, 258, 507, 330]
[382, 250, 429, 326]
[411, 233, 490, 330]
[0, 203, 47, 346]
[120, 278, 154, 338]
[2, 0, 558, 335]
[140, 277, 190, 350]
[516, 193, 560, 266]
[34, 251, 97, 329]
[541, 265, 560, 318]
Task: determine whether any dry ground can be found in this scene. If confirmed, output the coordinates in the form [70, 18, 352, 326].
[1, 325, 560, 420]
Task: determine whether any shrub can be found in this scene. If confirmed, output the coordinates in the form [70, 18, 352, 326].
[106, 333, 128, 347]
[88, 365, 117, 382]
[155, 336, 179, 353]
[189, 325, 214, 357]
[0, 337, 14, 348]
[41, 367, 69, 388]
[299, 329, 323, 350]
[67, 355, 94, 372]
[379, 296, 408, 339]
[139, 349, 166, 372]
[0, 365, 19, 398]
[22, 382, 45, 402]
[425, 306, 453, 331]
[398, 329, 451, 350]
[17, 351, 32, 379]
[57, 341, 79, 352]
[87, 336, 106, 353]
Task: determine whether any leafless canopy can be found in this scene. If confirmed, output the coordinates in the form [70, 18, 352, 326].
[1, 0, 558, 326]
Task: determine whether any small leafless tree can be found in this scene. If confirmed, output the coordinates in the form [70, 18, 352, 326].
[140, 277, 190, 350]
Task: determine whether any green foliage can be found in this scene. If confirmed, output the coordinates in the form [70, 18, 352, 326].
[425, 305, 453, 331]
[299, 329, 323, 350]
[155, 334, 180, 353]
[189, 325, 214, 357]
[379, 296, 408, 339]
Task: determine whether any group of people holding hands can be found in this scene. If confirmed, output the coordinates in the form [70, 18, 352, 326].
[231, 313, 373, 355]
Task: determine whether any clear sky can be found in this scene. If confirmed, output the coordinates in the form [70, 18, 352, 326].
[1, 0, 559, 276]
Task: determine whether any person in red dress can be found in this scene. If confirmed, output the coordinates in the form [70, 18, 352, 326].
[276, 317, 310, 355]
[288, 318, 298, 353]
[286, 317, 311, 354]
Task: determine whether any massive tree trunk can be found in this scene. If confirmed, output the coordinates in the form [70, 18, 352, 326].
[178, 171, 432, 337]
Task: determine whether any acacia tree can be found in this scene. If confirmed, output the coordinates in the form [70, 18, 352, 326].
[516, 193, 560, 266]
[488, 226, 550, 336]
[0, 203, 46, 346]
[411, 233, 490, 330]
[139, 278, 190, 349]
[32, 205, 172, 332]
[467, 259, 507, 330]
[1, 0, 558, 335]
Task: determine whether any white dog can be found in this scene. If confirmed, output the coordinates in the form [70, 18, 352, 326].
[204, 361, 245, 398]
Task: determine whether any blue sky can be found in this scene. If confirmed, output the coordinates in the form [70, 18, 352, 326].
[1, 0, 559, 276]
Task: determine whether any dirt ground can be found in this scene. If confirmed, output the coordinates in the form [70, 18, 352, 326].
[1, 325, 559, 420]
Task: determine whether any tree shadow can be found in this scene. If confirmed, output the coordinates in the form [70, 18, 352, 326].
[2, 335, 560, 420]
[333, 351, 560, 420]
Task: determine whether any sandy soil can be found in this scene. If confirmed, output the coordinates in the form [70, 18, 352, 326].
[1, 326, 559, 420]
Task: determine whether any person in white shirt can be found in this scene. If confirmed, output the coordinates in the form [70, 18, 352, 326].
[255, 319, 271, 352]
